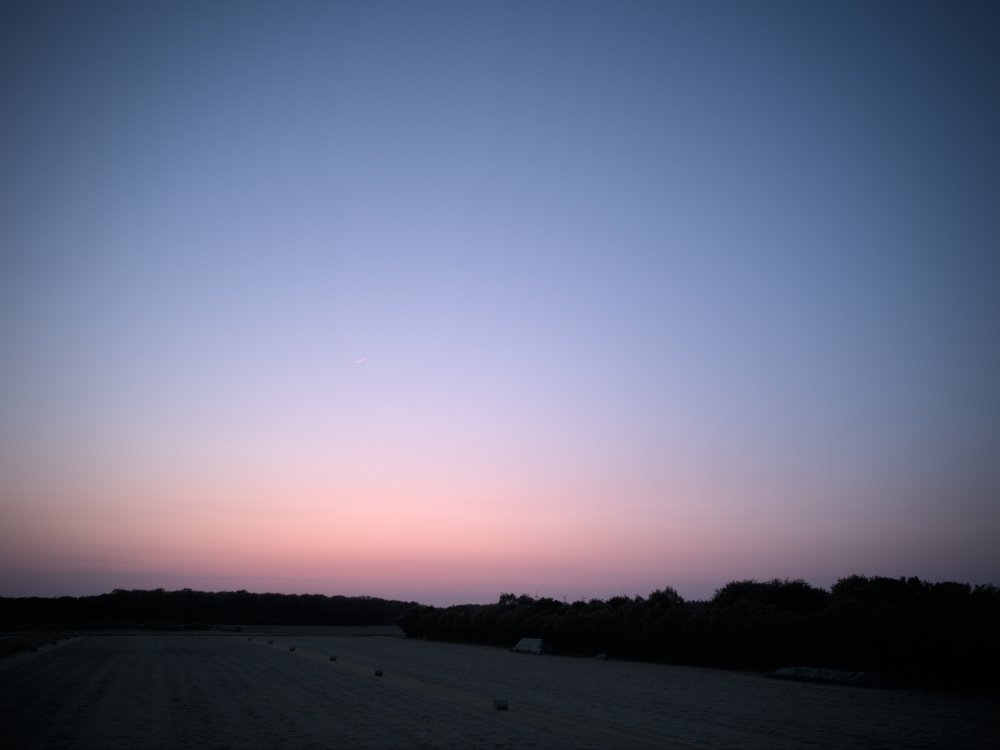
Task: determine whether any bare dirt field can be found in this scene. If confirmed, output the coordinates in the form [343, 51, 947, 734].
[1, 630, 997, 749]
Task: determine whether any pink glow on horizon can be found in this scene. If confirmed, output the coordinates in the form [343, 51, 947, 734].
[5, 456, 994, 606]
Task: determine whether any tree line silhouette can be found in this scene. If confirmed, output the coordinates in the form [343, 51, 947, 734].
[398, 576, 1000, 689]
[0, 588, 417, 630]
[3, 576, 997, 688]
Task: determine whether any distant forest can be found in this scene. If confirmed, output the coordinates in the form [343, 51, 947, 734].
[3, 576, 998, 689]
[398, 576, 1000, 690]
[0, 588, 417, 630]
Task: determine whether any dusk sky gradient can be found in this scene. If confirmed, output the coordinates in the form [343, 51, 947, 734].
[2, 0, 999, 606]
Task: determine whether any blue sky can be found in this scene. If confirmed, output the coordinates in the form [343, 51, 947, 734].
[1, 1, 998, 604]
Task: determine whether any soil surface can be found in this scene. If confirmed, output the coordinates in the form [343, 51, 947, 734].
[1, 631, 997, 749]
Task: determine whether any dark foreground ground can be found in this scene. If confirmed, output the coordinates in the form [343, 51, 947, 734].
[1, 630, 997, 749]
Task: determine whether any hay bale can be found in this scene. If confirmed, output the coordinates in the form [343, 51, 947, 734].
[373, 667, 383, 676]
[267, 640, 274, 645]
[493, 698, 509, 711]
[329, 655, 337, 662]
[289, 646, 296, 652]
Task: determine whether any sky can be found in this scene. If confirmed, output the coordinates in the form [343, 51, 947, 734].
[2, 0, 999, 606]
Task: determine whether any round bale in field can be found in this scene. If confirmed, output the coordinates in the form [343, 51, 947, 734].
[289, 646, 296, 652]
[329, 655, 337, 661]
[493, 698, 509, 711]
[373, 667, 383, 676]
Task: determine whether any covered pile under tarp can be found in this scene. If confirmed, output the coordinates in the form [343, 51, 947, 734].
[766, 666, 883, 687]
[511, 637, 545, 654]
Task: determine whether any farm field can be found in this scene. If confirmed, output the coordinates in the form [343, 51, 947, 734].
[1, 630, 997, 749]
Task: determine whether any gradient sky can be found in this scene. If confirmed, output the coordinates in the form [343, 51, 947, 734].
[2, 0, 999, 606]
